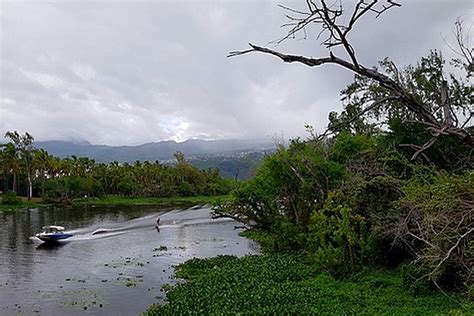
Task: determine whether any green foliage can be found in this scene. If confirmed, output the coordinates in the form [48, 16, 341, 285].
[334, 50, 472, 130]
[329, 131, 375, 164]
[225, 139, 346, 229]
[222, 126, 472, 293]
[356, 176, 403, 218]
[73, 195, 232, 207]
[385, 118, 473, 171]
[1, 190, 22, 205]
[389, 172, 474, 292]
[213, 48, 473, 295]
[117, 179, 136, 196]
[330, 50, 473, 174]
[175, 181, 196, 197]
[144, 255, 471, 315]
[307, 190, 367, 275]
[239, 229, 280, 253]
[1, 132, 235, 201]
[42, 178, 66, 201]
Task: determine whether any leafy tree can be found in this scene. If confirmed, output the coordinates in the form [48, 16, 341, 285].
[34, 148, 51, 197]
[4, 131, 35, 200]
[0, 142, 21, 193]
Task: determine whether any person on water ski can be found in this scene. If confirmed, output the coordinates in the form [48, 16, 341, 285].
[155, 218, 160, 232]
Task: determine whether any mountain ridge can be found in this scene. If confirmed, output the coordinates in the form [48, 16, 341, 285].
[35, 138, 275, 163]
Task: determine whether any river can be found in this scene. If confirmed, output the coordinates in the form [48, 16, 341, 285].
[0, 205, 260, 315]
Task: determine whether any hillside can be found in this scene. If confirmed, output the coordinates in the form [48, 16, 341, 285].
[35, 139, 275, 163]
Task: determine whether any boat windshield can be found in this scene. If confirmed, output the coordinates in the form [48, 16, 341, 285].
[42, 226, 64, 233]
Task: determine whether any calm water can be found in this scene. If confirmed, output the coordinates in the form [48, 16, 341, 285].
[0, 205, 260, 315]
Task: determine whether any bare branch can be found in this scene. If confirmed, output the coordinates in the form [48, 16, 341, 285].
[228, 2, 474, 156]
[229, 42, 474, 146]
[429, 227, 474, 279]
[411, 137, 439, 161]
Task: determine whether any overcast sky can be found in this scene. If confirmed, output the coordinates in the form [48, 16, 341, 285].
[0, 0, 472, 145]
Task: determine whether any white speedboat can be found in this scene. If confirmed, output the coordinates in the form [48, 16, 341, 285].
[36, 226, 73, 242]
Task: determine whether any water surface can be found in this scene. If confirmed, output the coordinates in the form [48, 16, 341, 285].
[0, 205, 259, 315]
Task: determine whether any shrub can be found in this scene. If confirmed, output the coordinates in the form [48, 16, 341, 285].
[385, 172, 474, 292]
[1, 190, 22, 205]
[307, 190, 368, 275]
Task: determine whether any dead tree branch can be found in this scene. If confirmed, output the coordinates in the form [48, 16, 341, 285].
[229, 1, 474, 155]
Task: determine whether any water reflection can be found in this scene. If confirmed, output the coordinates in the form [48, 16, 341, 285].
[36, 241, 71, 251]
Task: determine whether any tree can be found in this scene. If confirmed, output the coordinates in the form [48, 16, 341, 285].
[229, 1, 473, 158]
[5, 131, 35, 200]
[0, 143, 21, 193]
[333, 50, 473, 169]
[34, 148, 51, 197]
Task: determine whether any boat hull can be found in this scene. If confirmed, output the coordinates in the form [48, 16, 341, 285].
[36, 233, 73, 242]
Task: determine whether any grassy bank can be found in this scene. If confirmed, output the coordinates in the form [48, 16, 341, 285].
[0, 197, 52, 211]
[0, 195, 231, 211]
[144, 254, 472, 315]
[73, 195, 231, 207]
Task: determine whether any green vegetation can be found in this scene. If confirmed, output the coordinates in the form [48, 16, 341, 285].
[1, 133, 236, 206]
[0, 192, 52, 211]
[214, 132, 472, 293]
[2, 4, 473, 313]
[0, 194, 230, 211]
[1, 190, 22, 205]
[145, 254, 472, 315]
[212, 49, 473, 295]
[73, 195, 231, 207]
[190, 151, 270, 180]
[145, 45, 472, 314]
[146, 48, 472, 313]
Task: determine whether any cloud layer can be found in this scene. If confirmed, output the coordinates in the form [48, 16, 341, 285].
[1, 0, 471, 145]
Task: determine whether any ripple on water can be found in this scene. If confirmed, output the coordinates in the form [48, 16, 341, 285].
[0, 205, 260, 316]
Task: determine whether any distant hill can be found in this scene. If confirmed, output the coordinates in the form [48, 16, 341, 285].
[189, 150, 275, 180]
[35, 139, 276, 164]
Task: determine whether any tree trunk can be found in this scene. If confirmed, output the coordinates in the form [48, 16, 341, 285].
[12, 173, 17, 194]
[27, 174, 32, 201]
[41, 175, 45, 197]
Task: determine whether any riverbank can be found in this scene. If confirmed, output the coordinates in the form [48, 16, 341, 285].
[73, 195, 231, 207]
[0, 195, 230, 211]
[0, 197, 53, 211]
[144, 254, 472, 315]
[144, 229, 473, 315]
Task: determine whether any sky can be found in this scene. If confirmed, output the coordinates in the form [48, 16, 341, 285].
[0, 0, 472, 146]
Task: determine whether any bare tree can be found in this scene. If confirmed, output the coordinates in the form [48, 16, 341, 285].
[229, 1, 473, 158]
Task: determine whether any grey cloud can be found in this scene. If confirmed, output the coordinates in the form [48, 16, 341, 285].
[1, 0, 472, 145]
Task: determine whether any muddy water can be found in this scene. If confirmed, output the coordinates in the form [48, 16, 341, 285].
[0, 205, 259, 315]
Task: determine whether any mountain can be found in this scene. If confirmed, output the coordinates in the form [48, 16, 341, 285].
[35, 139, 275, 163]
[189, 150, 274, 180]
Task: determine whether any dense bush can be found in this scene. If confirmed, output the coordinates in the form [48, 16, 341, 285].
[1, 190, 22, 205]
[221, 130, 473, 294]
[217, 139, 346, 230]
[385, 172, 473, 292]
[307, 190, 367, 275]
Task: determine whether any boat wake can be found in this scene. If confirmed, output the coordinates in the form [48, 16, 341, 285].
[30, 206, 229, 244]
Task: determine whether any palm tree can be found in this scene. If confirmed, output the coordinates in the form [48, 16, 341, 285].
[5, 131, 35, 200]
[1, 143, 21, 193]
[34, 149, 51, 197]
